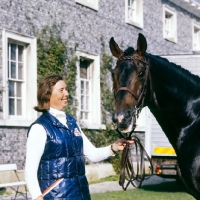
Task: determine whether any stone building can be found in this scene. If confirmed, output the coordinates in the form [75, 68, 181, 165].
[0, 0, 200, 169]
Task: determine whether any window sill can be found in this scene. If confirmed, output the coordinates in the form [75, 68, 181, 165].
[192, 50, 200, 54]
[164, 36, 177, 43]
[126, 20, 143, 29]
[0, 119, 34, 127]
[75, 0, 98, 11]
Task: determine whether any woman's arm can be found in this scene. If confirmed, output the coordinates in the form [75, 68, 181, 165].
[81, 129, 133, 162]
[25, 124, 46, 200]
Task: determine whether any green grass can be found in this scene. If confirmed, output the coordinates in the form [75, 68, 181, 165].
[91, 180, 195, 200]
[89, 175, 119, 184]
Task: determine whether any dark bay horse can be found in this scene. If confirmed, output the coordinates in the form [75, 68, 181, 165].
[109, 33, 200, 199]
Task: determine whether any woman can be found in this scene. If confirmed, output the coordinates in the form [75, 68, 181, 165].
[25, 74, 133, 200]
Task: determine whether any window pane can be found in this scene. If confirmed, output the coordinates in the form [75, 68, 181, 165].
[9, 98, 15, 115]
[80, 67, 87, 79]
[11, 44, 17, 61]
[16, 82, 22, 97]
[18, 63, 23, 79]
[7, 43, 9, 60]
[80, 59, 90, 79]
[7, 61, 9, 77]
[85, 112, 88, 119]
[81, 96, 84, 109]
[18, 45, 23, 62]
[9, 81, 15, 97]
[86, 96, 89, 110]
[11, 62, 16, 79]
[86, 81, 89, 95]
[81, 81, 84, 94]
[17, 99, 22, 115]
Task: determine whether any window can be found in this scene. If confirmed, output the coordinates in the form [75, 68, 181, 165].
[163, 6, 177, 43]
[80, 59, 90, 120]
[76, 51, 105, 129]
[1, 29, 37, 126]
[125, 0, 143, 29]
[8, 43, 24, 116]
[75, 0, 99, 11]
[193, 22, 200, 51]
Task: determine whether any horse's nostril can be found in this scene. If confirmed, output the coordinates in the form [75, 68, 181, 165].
[126, 110, 132, 118]
[112, 113, 118, 123]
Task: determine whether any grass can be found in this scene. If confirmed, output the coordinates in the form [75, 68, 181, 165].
[89, 175, 119, 184]
[90, 179, 195, 200]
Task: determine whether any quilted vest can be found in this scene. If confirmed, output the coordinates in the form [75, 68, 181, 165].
[28, 111, 91, 200]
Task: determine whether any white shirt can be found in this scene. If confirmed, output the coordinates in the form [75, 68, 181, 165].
[25, 108, 112, 200]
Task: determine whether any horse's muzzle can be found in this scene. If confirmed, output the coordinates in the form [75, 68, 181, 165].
[113, 112, 136, 133]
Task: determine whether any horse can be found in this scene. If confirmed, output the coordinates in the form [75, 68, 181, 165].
[109, 33, 200, 199]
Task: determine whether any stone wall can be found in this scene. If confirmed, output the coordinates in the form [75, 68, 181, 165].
[0, 0, 199, 169]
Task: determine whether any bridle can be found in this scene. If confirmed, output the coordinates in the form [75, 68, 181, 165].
[115, 54, 155, 115]
[114, 54, 155, 190]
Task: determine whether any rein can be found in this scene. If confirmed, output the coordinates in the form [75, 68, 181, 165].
[116, 129, 153, 190]
[115, 54, 155, 190]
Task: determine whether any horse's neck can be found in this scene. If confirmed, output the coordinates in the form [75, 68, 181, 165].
[146, 57, 200, 148]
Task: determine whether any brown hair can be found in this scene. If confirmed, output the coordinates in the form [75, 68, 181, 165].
[34, 75, 64, 112]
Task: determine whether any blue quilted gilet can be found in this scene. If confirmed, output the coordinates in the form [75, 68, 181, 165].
[28, 111, 91, 200]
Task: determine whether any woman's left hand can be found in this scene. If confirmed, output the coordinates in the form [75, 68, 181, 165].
[111, 138, 134, 154]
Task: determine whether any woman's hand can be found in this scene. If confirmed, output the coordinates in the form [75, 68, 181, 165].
[35, 195, 44, 200]
[111, 138, 134, 154]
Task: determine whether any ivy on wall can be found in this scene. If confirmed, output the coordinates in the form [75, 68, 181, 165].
[37, 24, 78, 116]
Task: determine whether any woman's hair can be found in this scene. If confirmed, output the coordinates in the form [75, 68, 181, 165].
[34, 75, 64, 112]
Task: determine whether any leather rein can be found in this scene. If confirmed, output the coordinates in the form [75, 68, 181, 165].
[115, 54, 155, 190]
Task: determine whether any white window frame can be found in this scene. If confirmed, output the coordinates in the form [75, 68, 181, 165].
[1, 29, 37, 126]
[75, 0, 99, 11]
[163, 5, 177, 43]
[192, 22, 200, 51]
[76, 51, 105, 129]
[125, 0, 143, 29]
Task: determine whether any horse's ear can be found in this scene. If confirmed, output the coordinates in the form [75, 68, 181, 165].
[109, 37, 123, 58]
[137, 33, 147, 56]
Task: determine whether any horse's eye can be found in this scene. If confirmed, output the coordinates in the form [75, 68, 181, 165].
[138, 71, 145, 78]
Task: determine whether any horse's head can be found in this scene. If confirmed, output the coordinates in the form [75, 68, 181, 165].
[109, 33, 149, 134]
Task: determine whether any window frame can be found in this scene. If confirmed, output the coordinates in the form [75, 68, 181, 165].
[1, 29, 37, 126]
[75, 0, 99, 11]
[125, 0, 143, 29]
[163, 5, 177, 43]
[192, 22, 200, 51]
[75, 51, 105, 129]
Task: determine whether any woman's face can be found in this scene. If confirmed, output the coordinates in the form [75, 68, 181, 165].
[49, 80, 69, 111]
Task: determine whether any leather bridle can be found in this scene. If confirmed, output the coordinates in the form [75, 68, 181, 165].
[114, 54, 154, 190]
[115, 54, 151, 113]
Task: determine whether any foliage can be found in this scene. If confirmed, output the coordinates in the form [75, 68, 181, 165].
[100, 41, 114, 124]
[37, 24, 78, 115]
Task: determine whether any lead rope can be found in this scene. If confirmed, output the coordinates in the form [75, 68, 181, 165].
[117, 129, 153, 190]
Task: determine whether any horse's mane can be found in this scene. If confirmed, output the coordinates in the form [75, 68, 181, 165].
[149, 54, 200, 86]
[124, 47, 200, 81]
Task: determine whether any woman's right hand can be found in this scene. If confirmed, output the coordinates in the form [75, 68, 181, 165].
[35, 195, 44, 200]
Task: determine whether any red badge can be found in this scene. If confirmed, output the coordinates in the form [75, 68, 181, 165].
[74, 128, 81, 136]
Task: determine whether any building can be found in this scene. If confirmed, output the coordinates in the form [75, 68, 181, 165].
[0, 0, 200, 169]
